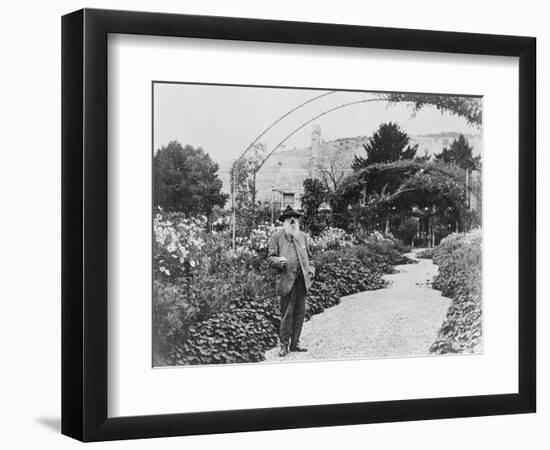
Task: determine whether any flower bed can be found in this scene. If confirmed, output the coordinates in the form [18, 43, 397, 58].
[429, 229, 482, 354]
[353, 231, 417, 270]
[168, 246, 389, 365]
[310, 226, 356, 252]
[153, 215, 409, 365]
[169, 294, 280, 365]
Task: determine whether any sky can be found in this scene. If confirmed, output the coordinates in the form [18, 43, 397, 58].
[153, 82, 481, 164]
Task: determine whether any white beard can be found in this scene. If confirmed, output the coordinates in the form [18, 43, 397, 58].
[283, 220, 300, 238]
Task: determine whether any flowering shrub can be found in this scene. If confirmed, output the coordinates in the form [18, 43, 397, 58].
[357, 230, 396, 253]
[212, 214, 232, 232]
[430, 229, 482, 354]
[153, 213, 277, 362]
[236, 221, 279, 255]
[153, 214, 206, 279]
[310, 227, 356, 252]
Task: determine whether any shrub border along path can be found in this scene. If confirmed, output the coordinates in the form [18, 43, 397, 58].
[429, 230, 483, 354]
[167, 246, 410, 366]
[264, 249, 451, 362]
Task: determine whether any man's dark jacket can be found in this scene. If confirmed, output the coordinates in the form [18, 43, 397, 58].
[267, 229, 314, 297]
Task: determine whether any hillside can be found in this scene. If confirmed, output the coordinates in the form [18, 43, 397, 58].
[218, 132, 482, 203]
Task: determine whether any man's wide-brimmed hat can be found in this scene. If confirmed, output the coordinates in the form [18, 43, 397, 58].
[278, 205, 303, 222]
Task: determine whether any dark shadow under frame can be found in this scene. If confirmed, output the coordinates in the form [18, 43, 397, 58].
[61, 8, 536, 442]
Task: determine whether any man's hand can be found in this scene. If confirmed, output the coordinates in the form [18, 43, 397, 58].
[309, 266, 315, 279]
[277, 257, 288, 270]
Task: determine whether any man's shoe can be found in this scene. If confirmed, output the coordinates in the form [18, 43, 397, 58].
[289, 346, 308, 352]
[278, 346, 289, 357]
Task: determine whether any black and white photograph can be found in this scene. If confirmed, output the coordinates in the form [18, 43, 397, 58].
[152, 83, 483, 367]
[1, 0, 543, 446]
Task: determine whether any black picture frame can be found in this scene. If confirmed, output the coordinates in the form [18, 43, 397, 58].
[61, 8, 536, 442]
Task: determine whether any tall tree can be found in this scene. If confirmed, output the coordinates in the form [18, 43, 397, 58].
[435, 134, 480, 170]
[153, 141, 228, 215]
[352, 122, 418, 170]
[301, 178, 329, 236]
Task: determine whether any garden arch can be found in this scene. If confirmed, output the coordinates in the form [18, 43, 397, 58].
[231, 93, 482, 248]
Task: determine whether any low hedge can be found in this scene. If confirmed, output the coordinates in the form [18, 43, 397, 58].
[152, 260, 271, 365]
[415, 248, 434, 259]
[429, 229, 482, 354]
[344, 244, 416, 273]
[170, 295, 280, 365]
[168, 245, 391, 365]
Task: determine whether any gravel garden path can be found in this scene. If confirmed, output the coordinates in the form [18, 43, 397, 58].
[264, 249, 451, 362]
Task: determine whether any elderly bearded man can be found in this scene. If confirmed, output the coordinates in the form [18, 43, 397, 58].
[268, 205, 315, 357]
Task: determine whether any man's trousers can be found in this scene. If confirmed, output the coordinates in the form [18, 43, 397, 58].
[279, 270, 306, 349]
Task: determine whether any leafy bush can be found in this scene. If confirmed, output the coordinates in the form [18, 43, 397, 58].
[355, 231, 415, 268]
[302, 178, 330, 236]
[153, 216, 410, 365]
[415, 248, 434, 259]
[166, 245, 390, 365]
[170, 294, 280, 365]
[153, 213, 207, 279]
[235, 221, 279, 256]
[430, 229, 482, 353]
[152, 267, 272, 363]
[310, 227, 356, 252]
[152, 281, 187, 365]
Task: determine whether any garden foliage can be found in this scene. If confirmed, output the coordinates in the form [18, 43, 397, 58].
[429, 229, 482, 353]
[153, 216, 408, 365]
[301, 178, 329, 236]
[415, 248, 434, 259]
[153, 141, 228, 215]
[334, 160, 469, 238]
